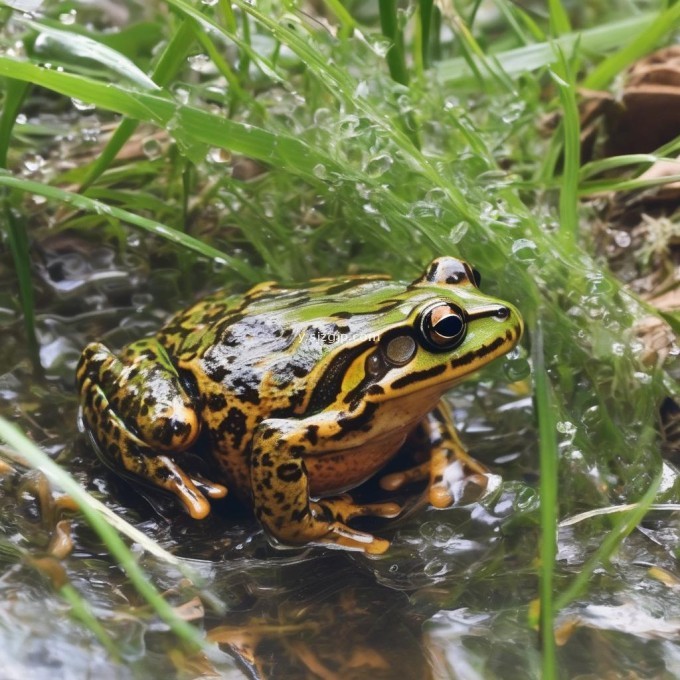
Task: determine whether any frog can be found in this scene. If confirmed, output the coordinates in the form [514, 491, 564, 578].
[76, 257, 523, 554]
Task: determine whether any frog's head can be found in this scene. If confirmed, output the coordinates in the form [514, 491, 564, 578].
[331, 257, 523, 411]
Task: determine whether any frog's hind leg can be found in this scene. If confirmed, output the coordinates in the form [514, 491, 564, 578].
[250, 418, 393, 554]
[77, 341, 227, 519]
[379, 400, 488, 508]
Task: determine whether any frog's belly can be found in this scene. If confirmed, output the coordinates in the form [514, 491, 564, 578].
[306, 429, 408, 497]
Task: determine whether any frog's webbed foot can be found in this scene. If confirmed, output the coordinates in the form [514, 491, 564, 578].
[379, 402, 488, 509]
[77, 341, 227, 519]
[251, 420, 393, 554]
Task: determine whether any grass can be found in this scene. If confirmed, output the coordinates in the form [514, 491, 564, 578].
[0, 0, 679, 676]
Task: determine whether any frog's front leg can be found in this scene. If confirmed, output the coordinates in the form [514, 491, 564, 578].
[77, 341, 227, 519]
[380, 401, 488, 508]
[250, 416, 396, 554]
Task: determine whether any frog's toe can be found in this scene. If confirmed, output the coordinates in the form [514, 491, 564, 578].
[313, 496, 400, 522]
[379, 461, 430, 492]
[189, 473, 228, 499]
[320, 523, 390, 554]
[152, 455, 213, 519]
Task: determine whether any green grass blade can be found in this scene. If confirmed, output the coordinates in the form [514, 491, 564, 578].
[79, 18, 196, 191]
[0, 78, 41, 374]
[554, 469, 663, 612]
[419, 0, 434, 67]
[550, 53, 580, 243]
[548, 0, 571, 36]
[0, 173, 261, 281]
[321, 0, 356, 39]
[0, 78, 29, 166]
[379, 0, 409, 85]
[533, 318, 558, 680]
[0, 58, 334, 183]
[23, 18, 159, 90]
[579, 173, 680, 195]
[59, 583, 121, 659]
[583, 3, 680, 89]
[4, 204, 41, 374]
[0, 416, 207, 650]
[435, 13, 656, 85]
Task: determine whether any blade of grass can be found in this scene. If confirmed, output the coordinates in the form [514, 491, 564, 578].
[0, 416, 207, 649]
[435, 13, 656, 85]
[419, 0, 433, 67]
[23, 18, 159, 90]
[79, 18, 197, 191]
[321, 0, 356, 39]
[0, 59, 458, 253]
[0, 173, 261, 281]
[579, 173, 680, 196]
[0, 78, 41, 374]
[583, 2, 680, 90]
[533, 317, 558, 680]
[378, 0, 408, 86]
[550, 50, 580, 244]
[547, 0, 571, 36]
[554, 468, 663, 612]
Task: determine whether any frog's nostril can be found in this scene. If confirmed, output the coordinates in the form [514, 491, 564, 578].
[495, 306, 510, 320]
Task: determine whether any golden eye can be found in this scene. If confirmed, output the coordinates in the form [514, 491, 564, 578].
[384, 335, 417, 366]
[419, 302, 467, 351]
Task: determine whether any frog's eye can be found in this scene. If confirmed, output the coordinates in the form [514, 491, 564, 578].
[419, 302, 467, 351]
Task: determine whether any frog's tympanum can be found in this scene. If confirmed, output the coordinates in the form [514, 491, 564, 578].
[77, 257, 522, 554]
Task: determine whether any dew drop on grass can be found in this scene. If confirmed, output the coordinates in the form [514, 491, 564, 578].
[207, 147, 231, 164]
[511, 238, 537, 261]
[364, 153, 393, 178]
[504, 348, 530, 381]
[142, 137, 162, 159]
[556, 421, 576, 437]
[313, 163, 327, 179]
[366, 35, 391, 58]
[449, 221, 469, 243]
[23, 153, 44, 173]
[188, 53, 213, 73]
[59, 9, 76, 24]
[613, 230, 632, 248]
[201, 0, 218, 5]
[71, 98, 95, 112]
[423, 559, 448, 578]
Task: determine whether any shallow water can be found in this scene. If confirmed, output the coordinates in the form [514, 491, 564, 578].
[2, 233, 679, 679]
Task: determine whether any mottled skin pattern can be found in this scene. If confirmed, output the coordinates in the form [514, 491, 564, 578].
[76, 257, 523, 553]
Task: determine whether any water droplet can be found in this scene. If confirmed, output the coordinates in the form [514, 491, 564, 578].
[633, 371, 652, 385]
[449, 221, 469, 243]
[424, 559, 448, 578]
[71, 98, 95, 112]
[313, 108, 332, 127]
[188, 53, 213, 73]
[16, 113, 26, 124]
[354, 80, 369, 98]
[366, 35, 391, 58]
[611, 342, 625, 356]
[556, 421, 576, 436]
[142, 137, 162, 159]
[313, 163, 327, 179]
[613, 230, 631, 248]
[59, 9, 76, 24]
[511, 238, 538, 261]
[207, 147, 231, 164]
[201, 0, 218, 5]
[365, 153, 393, 178]
[23, 153, 44, 173]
